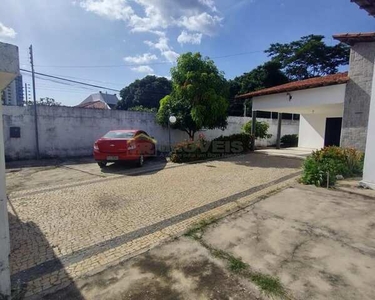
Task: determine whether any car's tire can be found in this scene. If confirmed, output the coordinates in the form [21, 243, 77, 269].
[137, 155, 144, 167]
[98, 162, 107, 168]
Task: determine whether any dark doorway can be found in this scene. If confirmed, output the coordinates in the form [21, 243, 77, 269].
[324, 118, 342, 147]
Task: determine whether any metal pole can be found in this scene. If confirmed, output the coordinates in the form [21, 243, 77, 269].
[29, 45, 40, 159]
[24, 83, 28, 106]
[276, 112, 282, 149]
[168, 119, 171, 152]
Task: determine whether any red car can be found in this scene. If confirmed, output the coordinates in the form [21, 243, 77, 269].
[94, 130, 156, 168]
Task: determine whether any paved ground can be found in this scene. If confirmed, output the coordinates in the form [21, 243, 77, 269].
[203, 185, 375, 300]
[256, 147, 314, 159]
[39, 185, 375, 300]
[6, 153, 302, 298]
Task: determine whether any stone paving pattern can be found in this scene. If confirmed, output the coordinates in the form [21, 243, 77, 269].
[7, 154, 302, 297]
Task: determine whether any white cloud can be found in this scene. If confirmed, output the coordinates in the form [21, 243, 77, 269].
[79, 0, 133, 20]
[178, 12, 222, 36]
[0, 22, 17, 39]
[78, 0, 222, 36]
[131, 65, 154, 73]
[124, 53, 157, 64]
[177, 31, 202, 45]
[144, 36, 179, 63]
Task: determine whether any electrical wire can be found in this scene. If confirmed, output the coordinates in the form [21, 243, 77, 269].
[31, 50, 264, 69]
[20, 69, 120, 92]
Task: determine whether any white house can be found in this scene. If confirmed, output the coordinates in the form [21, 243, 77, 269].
[237, 32, 375, 189]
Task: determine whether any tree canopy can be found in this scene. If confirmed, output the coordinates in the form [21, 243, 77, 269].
[266, 35, 350, 80]
[117, 75, 172, 110]
[27, 97, 61, 106]
[157, 52, 229, 140]
[228, 61, 289, 116]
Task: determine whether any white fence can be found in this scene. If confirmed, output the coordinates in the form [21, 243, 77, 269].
[2, 106, 299, 160]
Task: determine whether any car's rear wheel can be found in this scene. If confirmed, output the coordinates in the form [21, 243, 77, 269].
[137, 155, 144, 167]
[98, 162, 107, 168]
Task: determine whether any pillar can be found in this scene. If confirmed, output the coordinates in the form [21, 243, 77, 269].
[251, 110, 256, 151]
[0, 103, 10, 297]
[276, 113, 282, 149]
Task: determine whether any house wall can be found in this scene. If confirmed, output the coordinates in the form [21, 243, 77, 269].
[2, 106, 299, 160]
[362, 61, 375, 189]
[299, 114, 327, 149]
[201, 117, 299, 147]
[252, 84, 346, 115]
[341, 42, 375, 152]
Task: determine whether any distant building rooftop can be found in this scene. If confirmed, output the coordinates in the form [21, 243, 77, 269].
[236, 72, 349, 99]
[77, 92, 119, 109]
[333, 32, 375, 45]
[351, 0, 375, 17]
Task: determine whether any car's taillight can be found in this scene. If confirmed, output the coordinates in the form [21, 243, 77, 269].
[94, 143, 99, 151]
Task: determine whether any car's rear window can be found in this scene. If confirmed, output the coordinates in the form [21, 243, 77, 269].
[104, 131, 135, 139]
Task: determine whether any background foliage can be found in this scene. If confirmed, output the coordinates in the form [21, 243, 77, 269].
[117, 75, 172, 110]
[157, 52, 229, 140]
[243, 120, 272, 140]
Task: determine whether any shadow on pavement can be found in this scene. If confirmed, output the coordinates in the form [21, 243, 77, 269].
[228, 152, 303, 169]
[99, 156, 168, 176]
[8, 212, 83, 299]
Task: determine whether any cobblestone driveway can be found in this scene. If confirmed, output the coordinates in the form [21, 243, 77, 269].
[7, 154, 302, 297]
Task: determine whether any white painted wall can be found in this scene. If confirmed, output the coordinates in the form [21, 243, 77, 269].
[252, 84, 346, 115]
[299, 114, 327, 149]
[200, 117, 299, 147]
[362, 63, 375, 189]
[0, 42, 19, 298]
[2, 106, 299, 160]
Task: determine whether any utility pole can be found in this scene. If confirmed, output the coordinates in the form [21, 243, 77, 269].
[24, 83, 28, 105]
[29, 45, 40, 159]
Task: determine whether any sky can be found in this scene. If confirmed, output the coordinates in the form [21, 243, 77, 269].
[0, 0, 374, 106]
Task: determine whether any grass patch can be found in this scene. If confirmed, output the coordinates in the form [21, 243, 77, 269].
[250, 273, 288, 299]
[228, 256, 248, 273]
[184, 217, 216, 240]
[185, 220, 291, 299]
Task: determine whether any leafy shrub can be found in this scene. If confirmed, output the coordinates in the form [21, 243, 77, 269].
[301, 146, 364, 187]
[170, 133, 254, 163]
[281, 134, 298, 147]
[212, 133, 253, 152]
[243, 121, 272, 139]
[128, 105, 157, 113]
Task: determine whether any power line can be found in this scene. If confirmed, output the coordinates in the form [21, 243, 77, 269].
[20, 68, 121, 92]
[30, 50, 265, 69]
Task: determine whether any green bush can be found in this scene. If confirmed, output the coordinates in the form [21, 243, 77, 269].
[281, 134, 298, 147]
[243, 121, 272, 139]
[170, 133, 254, 163]
[301, 146, 364, 187]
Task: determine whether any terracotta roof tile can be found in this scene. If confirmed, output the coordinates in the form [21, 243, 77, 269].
[236, 72, 349, 99]
[351, 0, 375, 17]
[333, 32, 375, 45]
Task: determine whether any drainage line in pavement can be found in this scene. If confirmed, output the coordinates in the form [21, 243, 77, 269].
[11, 171, 301, 284]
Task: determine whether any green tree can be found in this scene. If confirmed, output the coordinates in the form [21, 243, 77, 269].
[27, 97, 61, 106]
[266, 35, 350, 80]
[128, 105, 157, 113]
[228, 61, 288, 116]
[157, 52, 229, 140]
[117, 75, 172, 110]
[243, 121, 272, 139]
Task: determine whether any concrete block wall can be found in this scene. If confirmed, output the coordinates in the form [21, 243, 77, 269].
[2, 106, 299, 160]
[341, 42, 375, 151]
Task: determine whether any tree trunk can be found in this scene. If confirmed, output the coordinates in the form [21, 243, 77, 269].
[188, 131, 195, 141]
